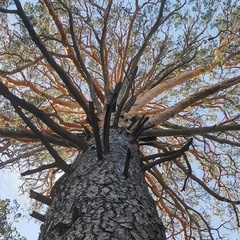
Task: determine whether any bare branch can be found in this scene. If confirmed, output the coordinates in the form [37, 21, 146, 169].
[141, 124, 240, 138]
[0, 82, 88, 151]
[30, 211, 45, 222]
[30, 190, 53, 206]
[89, 101, 103, 161]
[13, 0, 90, 117]
[21, 163, 58, 176]
[142, 139, 193, 171]
[0, 128, 78, 148]
[146, 75, 240, 126]
[0, 83, 72, 174]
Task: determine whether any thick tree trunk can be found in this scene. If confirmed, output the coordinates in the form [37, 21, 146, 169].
[38, 129, 166, 239]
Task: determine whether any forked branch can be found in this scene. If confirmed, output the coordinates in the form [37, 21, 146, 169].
[142, 138, 193, 171]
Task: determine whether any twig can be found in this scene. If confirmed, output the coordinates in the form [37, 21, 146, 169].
[181, 153, 192, 191]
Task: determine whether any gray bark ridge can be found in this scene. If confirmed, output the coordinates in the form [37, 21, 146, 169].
[39, 129, 166, 240]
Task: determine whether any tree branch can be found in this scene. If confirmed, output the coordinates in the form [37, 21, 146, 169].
[13, 0, 90, 118]
[0, 8, 18, 14]
[30, 190, 53, 206]
[21, 163, 58, 176]
[0, 81, 88, 151]
[103, 82, 121, 152]
[141, 124, 240, 137]
[146, 75, 240, 126]
[0, 128, 78, 148]
[0, 85, 72, 175]
[100, 0, 113, 100]
[89, 101, 103, 160]
[142, 139, 193, 171]
[30, 211, 45, 222]
[67, 5, 102, 112]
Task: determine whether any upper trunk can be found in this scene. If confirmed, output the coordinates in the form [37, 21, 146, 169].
[38, 129, 166, 239]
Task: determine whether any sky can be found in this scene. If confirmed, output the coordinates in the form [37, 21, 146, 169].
[0, 169, 40, 240]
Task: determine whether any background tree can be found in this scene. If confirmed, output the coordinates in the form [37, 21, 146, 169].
[0, 198, 26, 240]
[0, 0, 240, 239]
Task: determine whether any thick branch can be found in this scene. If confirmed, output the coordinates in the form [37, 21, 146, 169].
[21, 163, 58, 176]
[13, 0, 90, 117]
[0, 82, 88, 151]
[100, 0, 113, 100]
[30, 190, 53, 206]
[103, 83, 121, 152]
[0, 86, 72, 174]
[142, 138, 193, 171]
[67, 6, 102, 112]
[0, 128, 78, 148]
[141, 124, 240, 137]
[30, 211, 45, 222]
[89, 101, 103, 160]
[146, 75, 240, 126]
[0, 8, 18, 14]
[114, 66, 138, 128]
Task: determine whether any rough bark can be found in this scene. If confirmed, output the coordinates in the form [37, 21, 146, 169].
[38, 129, 166, 240]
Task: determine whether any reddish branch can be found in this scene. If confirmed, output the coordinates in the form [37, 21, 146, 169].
[13, 0, 91, 118]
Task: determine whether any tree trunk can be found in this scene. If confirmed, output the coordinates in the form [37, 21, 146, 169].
[38, 129, 166, 239]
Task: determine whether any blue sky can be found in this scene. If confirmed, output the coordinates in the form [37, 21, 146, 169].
[0, 169, 40, 240]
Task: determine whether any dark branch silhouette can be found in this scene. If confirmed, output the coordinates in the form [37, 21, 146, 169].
[142, 139, 193, 171]
[89, 101, 103, 160]
[21, 163, 58, 176]
[30, 190, 53, 206]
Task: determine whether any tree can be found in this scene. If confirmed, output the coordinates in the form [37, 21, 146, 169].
[0, 198, 26, 240]
[0, 0, 239, 239]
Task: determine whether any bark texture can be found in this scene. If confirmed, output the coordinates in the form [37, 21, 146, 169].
[38, 129, 166, 239]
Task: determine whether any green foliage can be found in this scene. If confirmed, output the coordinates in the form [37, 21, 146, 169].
[0, 199, 26, 240]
